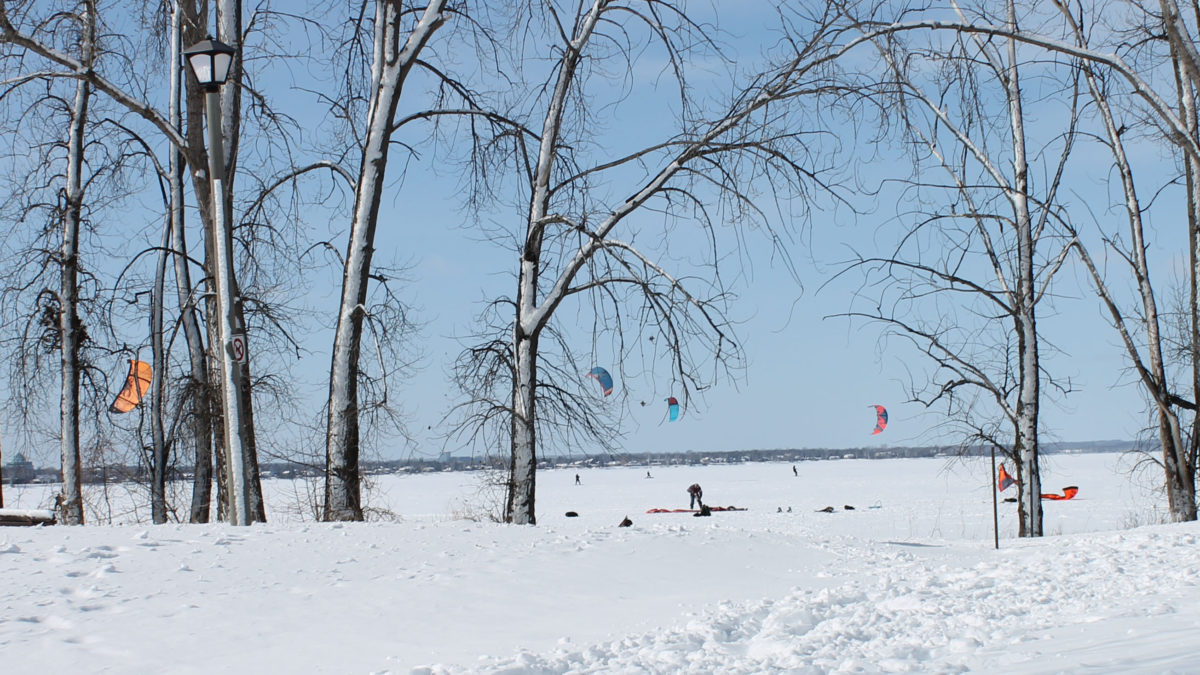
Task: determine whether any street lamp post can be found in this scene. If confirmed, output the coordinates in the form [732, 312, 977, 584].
[184, 36, 250, 525]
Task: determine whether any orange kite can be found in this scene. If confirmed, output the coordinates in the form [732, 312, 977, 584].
[110, 359, 152, 413]
[1041, 486, 1079, 501]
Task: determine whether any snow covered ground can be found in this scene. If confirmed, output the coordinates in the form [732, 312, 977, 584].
[2, 452, 1198, 674]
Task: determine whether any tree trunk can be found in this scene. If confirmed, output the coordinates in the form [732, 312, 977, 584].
[155, 0, 219, 524]
[237, 354, 266, 522]
[217, 0, 267, 524]
[173, 0, 219, 522]
[147, 0, 190, 525]
[1013, 318, 1042, 537]
[180, 0, 264, 525]
[151, 204, 171, 523]
[325, 0, 446, 521]
[58, 69, 91, 527]
[500, 1, 603, 525]
[1005, 3, 1041, 537]
[1178, 59, 1200, 522]
[506, 331, 538, 524]
[1162, 1, 1200, 520]
[183, 269, 215, 524]
[1076, 30, 1197, 523]
[170, 1, 216, 523]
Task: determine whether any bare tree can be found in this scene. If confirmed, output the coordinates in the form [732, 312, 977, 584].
[1, 0, 241, 524]
[323, 0, 449, 522]
[846, 2, 1200, 524]
[1153, 0, 1200, 520]
[186, 0, 267, 524]
[1, 0, 325, 524]
[836, 0, 1084, 536]
[446, 1, 866, 524]
[160, 0, 216, 523]
[0, 1, 103, 524]
[56, 3, 95, 525]
[1039, 1, 1195, 523]
[841, 0, 1200, 521]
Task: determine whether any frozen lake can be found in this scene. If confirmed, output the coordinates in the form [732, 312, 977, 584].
[4, 451, 1193, 674]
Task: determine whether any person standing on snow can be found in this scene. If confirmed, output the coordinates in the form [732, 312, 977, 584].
[687, 483, 703, 509]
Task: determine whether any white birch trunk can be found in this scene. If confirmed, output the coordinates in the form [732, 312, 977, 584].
[507, 332, 538, 524]
[504, 0, 605, 525]
[149, 2, 188, 525]
[1079, 45, 1194, 522]
[57, 15, 93, 526]
[1004, 3, 1041, 537]
[1151, 0, 1200, 520]
[1137, 140, 1186, 524]
[325, 0, 446, 521]
[1177, 49, 1200, 522]
[171, 1, 215, 523]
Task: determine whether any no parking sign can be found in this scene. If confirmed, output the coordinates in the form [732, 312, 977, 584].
[230, 334, 247, 363]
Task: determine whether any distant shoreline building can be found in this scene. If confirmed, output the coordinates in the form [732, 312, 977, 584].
[4, 452, 36, 484]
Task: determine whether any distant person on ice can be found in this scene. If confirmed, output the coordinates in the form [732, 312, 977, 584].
[687, 483, 703, 509]
[575, 474, 581, 485]
[792, 465, 798, 477]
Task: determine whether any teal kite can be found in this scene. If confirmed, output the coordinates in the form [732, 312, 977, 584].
[587, 367, 613, 396]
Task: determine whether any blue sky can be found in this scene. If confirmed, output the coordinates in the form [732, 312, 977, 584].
[1, 2, 1160, 469]
[258, 2, 1157, 462]
[365, 197, 1147, 461]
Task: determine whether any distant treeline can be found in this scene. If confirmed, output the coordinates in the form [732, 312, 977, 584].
[529, 439, 1134, 470]
[355, 439, 1135, 475]
[4, 439, 1135, 485]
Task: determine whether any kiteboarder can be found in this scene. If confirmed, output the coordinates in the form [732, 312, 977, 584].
[792, 465, 798, 477]
[575, 474, 581, 485]
[687, 483, 703, 509]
